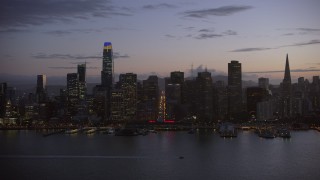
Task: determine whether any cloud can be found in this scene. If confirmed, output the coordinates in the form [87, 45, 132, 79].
[45, 30, 73, 36]
[32, 52, 130, 60]
[183, 5, 253, 18]
[278, 27, 320, 36]
[44, 27, 135, 36]
[246, 68, 320, 74]
[195, 33, 223, 39]
[199, 28, 215, 32]
[223, 30, 237, 35]
[113, 52, 130, 59]
[230, 47, 274, 52]
[282, 33, 295, 36]
[0, 28, 31, 33]
[48, 66, 98, 70]
[0, 0, 132, 28]
[165, 34, 176, 38]
[33, 53, 101, 60]
[282, 39, 320, 47]
[191, 65, 226, 76]
[183, 27, 237, 40]
[231, 39, 320, 52]
[184, 27, 195, 31]
[142, 3, 177, 10]
[296, 28, 320, 32]
[70, 62, 92, 65]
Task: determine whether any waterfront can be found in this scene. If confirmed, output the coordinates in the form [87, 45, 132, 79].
[1, 130, 320, 180]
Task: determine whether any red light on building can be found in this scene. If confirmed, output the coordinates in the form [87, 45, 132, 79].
[148, 120, 156, 123]
[164, 120, 175, 123]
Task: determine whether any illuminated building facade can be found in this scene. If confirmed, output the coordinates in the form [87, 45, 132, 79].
[67, 73, 79, 115]
[110, 89, 124, 122]
[119, 73, 137, 122]
[77, 63, 86, 100]
[101, 42, 113, 88]
[100, 42, 114, 120]
[158, 91, 166, 122]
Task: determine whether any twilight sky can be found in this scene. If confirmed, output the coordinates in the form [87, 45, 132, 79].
[1, 0, 320, 85]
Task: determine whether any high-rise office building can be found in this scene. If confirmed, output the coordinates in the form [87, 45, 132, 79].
[310, 76, 320, 112]
[247, 87, 267, 117]
[258, 77, 269, 90]
[67, 73, 79, 115]
[110, 89, 124, 122]
[228, 61, 242, 88]
[99, 42, 114, 120]
[0, 83, 7, 117]
[101, 42, 113, 88]
[119, 73, 137, 122]
[196, 71, 213, 122]
[213, 80, 228, 121]
[228, 60, 242, 120]
[165, 71, 186, 120]
[141, 75, 159, 121]
[281, 54, 292, 118]
[77, 63, 86, 100]
[170, 71, 184, 84]
[36, 75, 46, 103]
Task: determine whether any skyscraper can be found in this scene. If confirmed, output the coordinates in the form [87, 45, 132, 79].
[36, 75, 46, 103]
[164, 71, 186, 120]
[196, 71, 213, 122]
[247, 87, 267, 117]
[77, 63, 86, 100]
[140, 75, 159, 121]
[281, 54, 292, 118]
[258, 77, 269, 90]
[99, 42, 113, 121]
[67, 73, 79, 115]
[170, 71, 184, 84]
[0, 83, 7, 117]
[228, 60, 242, 120]
[101, 42, 113, 88]
[119, 73, 137, 122]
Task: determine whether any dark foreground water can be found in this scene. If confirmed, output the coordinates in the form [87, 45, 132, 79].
[1, 130, 320, 180]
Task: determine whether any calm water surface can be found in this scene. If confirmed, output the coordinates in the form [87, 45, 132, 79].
[1, 130, 320, 180]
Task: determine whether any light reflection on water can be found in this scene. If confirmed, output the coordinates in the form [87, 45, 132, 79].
[1, 130, 320, 180]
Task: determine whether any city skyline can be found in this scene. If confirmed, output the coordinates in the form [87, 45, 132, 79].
[1, 0, 320, 85]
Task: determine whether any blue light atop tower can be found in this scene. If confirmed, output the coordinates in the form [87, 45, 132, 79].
[104, 42, 112, 46]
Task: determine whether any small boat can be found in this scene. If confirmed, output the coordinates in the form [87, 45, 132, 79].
[277, 129, 291, 138]
[259, 129, 276, 138]
[148, 129, 158, 134]
[65, 129, 79, 134]
[103, 128, 115, 135]
[86, 128, 96, 134]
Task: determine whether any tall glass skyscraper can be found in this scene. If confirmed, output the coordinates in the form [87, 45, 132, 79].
[101, 42, 113, 88]
[99, 42, 114, 120]
[77, 63, 86, 100]
[228, 60, 242, 120]
[36, 74, 46, 103]
[67, 73, 79, 115]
